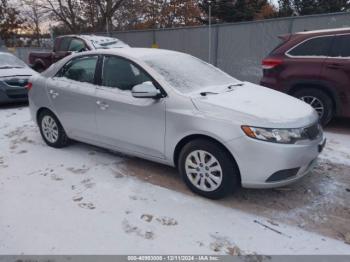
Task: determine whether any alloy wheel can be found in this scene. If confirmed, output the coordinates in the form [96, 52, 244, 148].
[185, 150, 223, 192]
[300, 96, 325, 119]
[41, 115, 59, 143]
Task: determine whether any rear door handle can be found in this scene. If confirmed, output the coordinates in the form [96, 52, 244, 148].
[327, 63, 344, 70]
[49, 89, 59, 99]
[96, 100, 109, 110]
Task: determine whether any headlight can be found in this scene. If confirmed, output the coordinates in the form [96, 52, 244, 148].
[241, 125, 311, 144]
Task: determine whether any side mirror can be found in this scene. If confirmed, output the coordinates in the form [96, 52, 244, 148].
[132, 82, 161, 99]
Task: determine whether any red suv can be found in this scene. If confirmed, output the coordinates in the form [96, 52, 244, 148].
[261, 27, 350, 125]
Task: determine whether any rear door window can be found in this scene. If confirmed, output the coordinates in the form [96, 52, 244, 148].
[288, 36, 334, 57]
[60, 56, 98, 84]
[330, 34, 350, 58]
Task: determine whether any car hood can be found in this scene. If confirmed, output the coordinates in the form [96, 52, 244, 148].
[191, 82, 318, 128]
[0, 67, 36, 78]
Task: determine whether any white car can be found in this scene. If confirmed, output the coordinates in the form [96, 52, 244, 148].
[28, 48, 326, 199]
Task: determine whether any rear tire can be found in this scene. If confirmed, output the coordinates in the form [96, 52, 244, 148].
[293, 88, 334, 126]
[38, 110, 69, 148]
[178, 139, 239, 199]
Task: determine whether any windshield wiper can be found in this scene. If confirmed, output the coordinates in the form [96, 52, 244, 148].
[200, 83, 244, 96]
[226, 83, 244, 92]
[228, 83, 244, 89]
[0, 66, 23, 69]
[200, 91, 219, 96]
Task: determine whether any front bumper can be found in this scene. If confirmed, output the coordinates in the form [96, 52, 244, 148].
[0, 81, 28, 104]
[225, 134, 326, 189]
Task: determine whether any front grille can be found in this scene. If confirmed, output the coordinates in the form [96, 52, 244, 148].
[6, 89, 28, 99]
[304, 123, 321, 140]
[7, 93, 28, 99]
[266, 168, 300, 182]
[4, 78, 28, 87]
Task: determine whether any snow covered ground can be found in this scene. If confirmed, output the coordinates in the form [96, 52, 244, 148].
[320, 131, 350, 166]
[0, 105, 350, 255]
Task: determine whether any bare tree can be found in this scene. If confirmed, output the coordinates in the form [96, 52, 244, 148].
[95, 0, 126, 32]
[22, 0, 47, 46]
[113, 0, 203, 30]
[160, 0, 203, 27]
[82, 0, 100, 32]
[40, 0, 85, 33]
[39, 0, 126, 34]
[0, 0, 25, 45]
[37, 0, 202, 34]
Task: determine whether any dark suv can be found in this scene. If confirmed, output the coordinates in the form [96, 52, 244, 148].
[261, 27, 350, 125]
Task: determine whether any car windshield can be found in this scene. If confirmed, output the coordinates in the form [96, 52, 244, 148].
[0, 53, 27, 69]
[142, 52, 238, 93]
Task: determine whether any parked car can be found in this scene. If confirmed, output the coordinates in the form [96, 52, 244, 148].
[261, 27, 350, 125]
[0, 52, 37, 104]
[29, 35, 129, 72]
[28, 49, 326, 199]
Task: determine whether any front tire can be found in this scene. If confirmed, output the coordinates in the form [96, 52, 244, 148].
[293, 88, 334, 126]
[178, 139, 239, 199]
[33, 63, 45, 73]
[38, 110, 69, 148]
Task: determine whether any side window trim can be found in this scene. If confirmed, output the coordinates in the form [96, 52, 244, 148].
[55, 55, 100, 85]
[97, 54, 167, 97]
[285, 34, 335, 59]
[328, 33, 350, 59]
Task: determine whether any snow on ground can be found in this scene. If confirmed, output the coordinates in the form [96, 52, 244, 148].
[321, 131, 350, 166]
[0, 106, 350, 255]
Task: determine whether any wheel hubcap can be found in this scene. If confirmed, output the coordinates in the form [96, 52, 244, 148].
[300, 96, 325, 119]
[41, 115, 59, 143]
[185, 150, 223, 192]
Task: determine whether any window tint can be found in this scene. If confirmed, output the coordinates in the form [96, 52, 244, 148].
[288, 36, 334, 57]
[56, 37, 71, 52]
[102, 56, 152, 91]
[69, 38, 86, 52]
[61, 56, 98, 84]
[330, 35, 350, 57]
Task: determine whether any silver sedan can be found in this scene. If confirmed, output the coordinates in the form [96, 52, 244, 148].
[28, 48, 326, 199]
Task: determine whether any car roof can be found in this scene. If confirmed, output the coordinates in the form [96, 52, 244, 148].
[294, 27, 350, 36]
[57, 34, 129, 46]
[79, 35, 122, 43]
[58, 34, 117, 40]
[89, 48, 185, 60]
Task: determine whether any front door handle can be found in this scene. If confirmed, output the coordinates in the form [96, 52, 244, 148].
[96, 100, 109, 110]
[49, 89, 59, 99]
